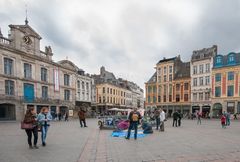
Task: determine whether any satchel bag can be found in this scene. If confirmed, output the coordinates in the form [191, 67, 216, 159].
[21, 121, 34, 130]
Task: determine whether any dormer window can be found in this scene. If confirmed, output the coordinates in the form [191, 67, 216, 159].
[228, 53, 235, 65]
[215, 55, 222, 67]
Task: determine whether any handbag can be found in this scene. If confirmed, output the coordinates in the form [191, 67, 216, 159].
[21, 121, 34, 129]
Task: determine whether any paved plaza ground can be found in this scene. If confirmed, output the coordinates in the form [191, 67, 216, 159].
[1, 119, 240, 162]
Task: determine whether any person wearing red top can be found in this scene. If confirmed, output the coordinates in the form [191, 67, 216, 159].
[221, 115, 226, 129]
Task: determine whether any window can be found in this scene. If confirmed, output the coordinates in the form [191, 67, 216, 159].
[184, 94, 188, 101]
[113, 89, 115, 95]
[148, 96, 151, 103]
[107, 88, 109, 93]
[103, 87, 105, 93]
[169, 95, 172, 102]
[199, 77, 204, 86]
[5, 80, 14, 95]
[193, 78, 197, 86]
[169, 66, 173, 73]
[193, 66, 197, 74]
[77, 81, 80, 89]
[158, 96, 161, 102]
[199, 65, 204, 74]
[82, 92, 85, 100]
[64, 89, 70, 100]
[205, 76, 210, 85]
[199, 93, 203, 101]
[103, 96, 106, 103]
[176, 94, 180, 102]
[184, 83, 188, 90]
[153, 86, 156, 93]
[228, 54, 235, 64]
[158, 85, 161, 94]
[64, 74, 70, 86]
[176, 84, 180, 91]
[153, 96, 157, 103]
[42, 86, 48, 99]
[86, 83, 89, 90]
[158, 76, 161, 83]
[82, 81, 84, 89]
[205, 92, 210, 100]
[164, 75, 167, 82]
[215, 56, 222, 66]
[24, 63, 32, 79]
[41, 68, 47, 82]
[215, 73, 221, 82]
[206, 63, 210, 73]
[158, 68, 161, 75]
[215, 87, 221, 97]
[227, 85, 234, 97]
[228, 71, 234, 80]
[169, 84, 172, 94]
[4, 58, 13, 75]
[163, 95, 166, 102]
[163, 85, 167, 94]
[148, 86, 152, 93]
[99, 96, 102, 103]
[164, 67, 167, 74]
[193, 93, 197, 101]
[169, 74, 172, 82]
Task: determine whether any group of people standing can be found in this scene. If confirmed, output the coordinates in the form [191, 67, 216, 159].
[23, 107, 52, 149]
[221, 111, 231, 128]
[172, 111, 183, 127]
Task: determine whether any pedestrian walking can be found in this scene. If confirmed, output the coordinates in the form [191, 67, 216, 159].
[58, 112, 62, 121]
[221, 114, 226, 129]
[37, 107, 52, 147]
[154, 108, 160, 130]
[126, 108, 142, 140]
[65, 112, 69, 121]
[22, 107, 39, 149]
[234, 113, 238, 120]
[172, 111, 178, 127]
[178, 112, 182, 127]
[78, 109, 87, 127]
[197, 111, 202, 125]
[226, 112, 231, 126]
[160, 109, 165, 131]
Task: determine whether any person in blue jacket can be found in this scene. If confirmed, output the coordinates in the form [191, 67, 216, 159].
[37, 107, 52, 146]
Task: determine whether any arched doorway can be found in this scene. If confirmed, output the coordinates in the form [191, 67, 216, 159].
[0, 103, 16, 120]
[212, 103, 222, 118]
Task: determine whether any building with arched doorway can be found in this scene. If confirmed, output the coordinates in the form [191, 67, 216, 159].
[212, 52, 240, 117]
[0, 20, 77, 120]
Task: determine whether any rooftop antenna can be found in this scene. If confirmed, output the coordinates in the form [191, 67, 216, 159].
[25, 4, 29, 25]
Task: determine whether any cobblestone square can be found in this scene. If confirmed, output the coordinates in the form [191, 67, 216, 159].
[1, 119, 240, 162]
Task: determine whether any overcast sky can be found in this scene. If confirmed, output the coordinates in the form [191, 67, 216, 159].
[1, 0, 240, 91]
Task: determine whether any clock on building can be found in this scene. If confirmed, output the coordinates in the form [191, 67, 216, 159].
[23, 35, 32, 45]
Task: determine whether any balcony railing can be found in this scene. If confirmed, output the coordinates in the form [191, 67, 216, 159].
[0, 37, 11, 46]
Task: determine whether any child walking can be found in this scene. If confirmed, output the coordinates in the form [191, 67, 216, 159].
[221, 114, 226, 129]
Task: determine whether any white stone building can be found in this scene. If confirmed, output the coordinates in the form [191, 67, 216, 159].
[190, 45, 217, 115]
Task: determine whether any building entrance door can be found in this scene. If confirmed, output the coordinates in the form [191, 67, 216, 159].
[24, 83, 34, 102]
[0, 104, 16, 120]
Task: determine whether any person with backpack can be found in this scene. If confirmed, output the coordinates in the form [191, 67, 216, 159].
[37, 107, 52, 146]
[126, 108, 142, 140]
[78, 109, 87, 127]
[22, 107, 39, 149]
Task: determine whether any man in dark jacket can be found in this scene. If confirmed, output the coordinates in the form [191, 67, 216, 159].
[154, 108, 160, 130]
[126, 108, 142, 140]
[172, 111, 179, 127]
[78, 109, 87, 127]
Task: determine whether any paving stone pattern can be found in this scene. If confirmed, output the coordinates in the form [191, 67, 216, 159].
[1, 119, 240, 162]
